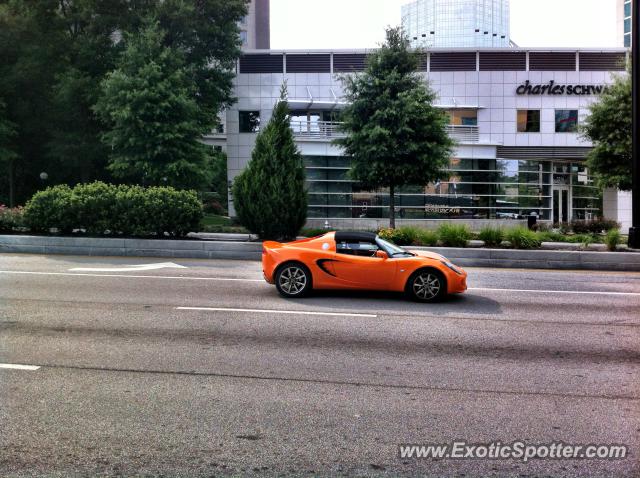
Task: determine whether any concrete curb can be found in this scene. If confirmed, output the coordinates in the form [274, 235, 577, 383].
[1, 235, 639, 271]
[0, 235, 263, 261]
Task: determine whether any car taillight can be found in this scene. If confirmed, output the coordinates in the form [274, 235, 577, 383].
[262, 247, 267, 255]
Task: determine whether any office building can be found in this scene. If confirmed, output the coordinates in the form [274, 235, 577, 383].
[225, 48, 629, 229]
[617, 0, 632, 47]
[239, 0, 270, 50]
[401, 0, 510, 48]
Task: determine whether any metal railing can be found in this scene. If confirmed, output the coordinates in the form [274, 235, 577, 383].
[445, 125, 480, 143]
[291, 121, 481, 143]
[290, 121, 344, 138]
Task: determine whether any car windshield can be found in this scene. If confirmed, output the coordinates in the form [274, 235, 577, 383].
[376, 237, 414, 257]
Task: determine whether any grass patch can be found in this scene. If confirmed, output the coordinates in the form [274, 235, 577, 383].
[201, 214, 248, 233]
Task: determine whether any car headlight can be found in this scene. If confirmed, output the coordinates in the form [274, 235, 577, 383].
[441, 260, 462, 275]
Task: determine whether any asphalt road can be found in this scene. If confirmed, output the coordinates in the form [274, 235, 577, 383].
[0, 253, 639, 477]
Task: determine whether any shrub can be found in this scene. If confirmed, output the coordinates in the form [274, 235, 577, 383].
[201, 192, 226, 216]
[605, 229, 621, 251]
[376, 226, 437, 246]
[571, 218, 620, 234]
[23, 185, 74, 233]
[478, 226, 504, 247]
[413, 228, 439, 247]
[437, 223, 471, 248]
[377, 227, 414, 246]
[565, 234, 602, 244]
[0, 205, 25, 233]
[23, 182, 202, 237]
[536, 231, 567, 243]
[505, 226, 541, 249]
[301, 228, 330, 238]
[553, 222, 571, 234]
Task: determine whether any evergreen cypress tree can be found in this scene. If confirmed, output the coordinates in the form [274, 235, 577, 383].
[232, 87, 307, 240]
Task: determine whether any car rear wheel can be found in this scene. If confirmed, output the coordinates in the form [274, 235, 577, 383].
[407, 269, 446, 302]
[275, 263, 312, 298]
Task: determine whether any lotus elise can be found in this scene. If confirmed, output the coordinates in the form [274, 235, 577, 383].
[262, 231, 467, 302]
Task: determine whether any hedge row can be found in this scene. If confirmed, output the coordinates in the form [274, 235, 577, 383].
[376, 224, 623, 250]
[23, 182, 202, 237]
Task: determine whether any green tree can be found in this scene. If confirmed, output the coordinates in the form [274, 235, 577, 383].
[94, 22, 216, 190]
[336, 27, 454, 228]
[232, 88, 308, 240]
[0, 0, 66, 205]
[0, 0, 247, 203]
[0, 99, 18, 206]
[582, 69, 632, 190]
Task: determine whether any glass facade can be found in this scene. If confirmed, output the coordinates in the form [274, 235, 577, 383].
[402, 0, 510, 48]
[624, 0, 631, 47]
[305, 156, 600, 223]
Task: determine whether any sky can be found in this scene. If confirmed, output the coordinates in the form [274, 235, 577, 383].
[270, 0, 618, 50]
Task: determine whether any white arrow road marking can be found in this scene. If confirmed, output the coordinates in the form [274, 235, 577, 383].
[0, 363, 40, 371]
[177, 306, 377, 318]
[69, 262, 187, 272]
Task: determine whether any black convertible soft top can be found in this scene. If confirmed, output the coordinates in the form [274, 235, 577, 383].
[334, 231, 377, 243]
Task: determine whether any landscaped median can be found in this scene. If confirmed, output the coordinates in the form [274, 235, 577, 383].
[1, 234, 639, 272]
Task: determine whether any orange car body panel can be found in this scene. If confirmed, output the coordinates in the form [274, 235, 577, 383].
[262, 232, 467, 295]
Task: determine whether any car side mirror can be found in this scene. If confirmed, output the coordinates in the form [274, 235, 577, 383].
[375, 250, 388, 259]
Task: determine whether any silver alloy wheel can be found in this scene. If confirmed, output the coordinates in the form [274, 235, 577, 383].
[413, 273, 441, 300]
[278, 266, 307, 295]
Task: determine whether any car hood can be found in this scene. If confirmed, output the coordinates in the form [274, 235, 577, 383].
[407, 249, 447, 262]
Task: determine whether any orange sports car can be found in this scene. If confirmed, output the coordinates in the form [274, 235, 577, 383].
[262, 231, 467, 302]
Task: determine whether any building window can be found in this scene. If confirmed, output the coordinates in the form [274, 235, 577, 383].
[624, 18, 631, 35]
[624, 1, 631, 18]
[448, 109, 477, 126]
[239, 111, 260, 133]
[625, 34, 631, 48]
[555, 110, 579, 133]
[240, 30, 248, 45]
[517, 110, 540, 132]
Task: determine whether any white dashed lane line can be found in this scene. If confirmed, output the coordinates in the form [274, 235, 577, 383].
[0, 363, 40, 371]
[176, 307, 377, 318]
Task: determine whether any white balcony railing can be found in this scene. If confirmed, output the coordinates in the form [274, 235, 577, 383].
[290, 121, 344, 138]
[290, 121, 481, 143]
[445, 124, 480, 143]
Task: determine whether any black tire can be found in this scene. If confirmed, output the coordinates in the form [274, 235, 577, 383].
[274, 262, 312, 298]
[406, 269, 447, 302]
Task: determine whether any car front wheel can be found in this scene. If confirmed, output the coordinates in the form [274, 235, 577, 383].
[407, 269, 446, 302]
[275, 263, 312, 298]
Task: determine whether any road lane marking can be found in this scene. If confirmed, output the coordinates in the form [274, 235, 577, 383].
[69, 262, 187, 272]
[0, 363, 40, 371]
[0, 270, 263, 282]
[177, 306, 377, 318]
[469, 287, 640, 297]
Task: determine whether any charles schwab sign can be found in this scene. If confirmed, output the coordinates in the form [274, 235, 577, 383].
[516, 80, 608, 96]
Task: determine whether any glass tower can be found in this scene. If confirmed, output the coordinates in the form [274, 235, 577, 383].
[623, 0, 631, 48]
[401, 0, 510, 48]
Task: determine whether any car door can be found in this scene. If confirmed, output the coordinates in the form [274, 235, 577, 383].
[332, 240, 397, 288]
